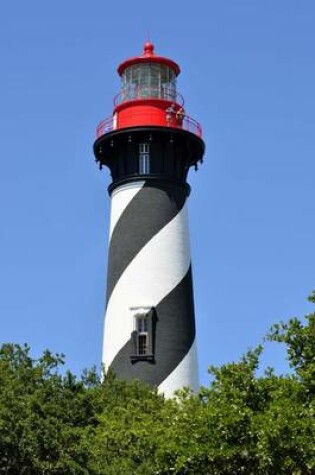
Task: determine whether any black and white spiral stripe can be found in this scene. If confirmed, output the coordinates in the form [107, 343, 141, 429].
[102, 180, 198, 397]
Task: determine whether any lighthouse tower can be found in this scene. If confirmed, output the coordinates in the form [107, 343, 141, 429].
[93, 43, 205, 397]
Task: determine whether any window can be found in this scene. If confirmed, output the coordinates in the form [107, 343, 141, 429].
[130, 307, 156, 362]
[121, 64, 177, 102]
[137, 315, 149, 355]
[139, 143, 150, 174]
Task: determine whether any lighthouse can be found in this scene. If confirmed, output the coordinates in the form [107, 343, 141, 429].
[93, 42, 205, 397]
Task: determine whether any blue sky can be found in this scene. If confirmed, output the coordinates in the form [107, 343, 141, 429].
[0, 1, 314, 385]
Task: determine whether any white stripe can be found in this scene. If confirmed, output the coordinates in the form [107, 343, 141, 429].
[103, 203, 191, 369]
[158, 339, 199, 397]
[109, 181, 145, 240]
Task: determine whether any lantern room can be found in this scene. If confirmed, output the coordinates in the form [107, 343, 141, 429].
[117, 42, 179, 104]
[96, 42, 202, 138]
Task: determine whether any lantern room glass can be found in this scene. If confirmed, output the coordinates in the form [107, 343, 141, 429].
[121, 64, 177, 102]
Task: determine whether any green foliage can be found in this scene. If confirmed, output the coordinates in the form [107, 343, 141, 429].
[0, 344, 94, 474]
[0, 292, 315, 474]
[268, 292, 315, 397]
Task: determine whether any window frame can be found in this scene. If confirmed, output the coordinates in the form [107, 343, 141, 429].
[130, 306, 156, 363]
[137, 315, 149, 356]
[139, 143, 150, 175]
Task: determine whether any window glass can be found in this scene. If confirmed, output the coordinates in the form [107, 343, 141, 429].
[139, 143, 149, 153]
[139, 143, 150, 174]
[138, 334, 148, 355]
[136, 314, 149, 355]
[121, 64, 176, 102]
[137, 316, 148, 333]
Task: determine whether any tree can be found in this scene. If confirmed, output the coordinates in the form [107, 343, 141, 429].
[0, 344, 97, 474]
[89, 293, 315, 474]
[0, 292, 314, 474]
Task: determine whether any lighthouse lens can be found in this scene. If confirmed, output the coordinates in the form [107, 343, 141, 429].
[121, 64, 176, 103]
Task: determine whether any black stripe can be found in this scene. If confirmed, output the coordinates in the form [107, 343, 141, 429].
[106, 183, 188, 304]
[109, 266, 196, 388]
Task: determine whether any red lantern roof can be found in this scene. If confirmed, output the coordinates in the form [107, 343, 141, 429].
[117, 42, 181, 77]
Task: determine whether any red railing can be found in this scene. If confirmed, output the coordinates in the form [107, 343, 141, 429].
[181, 115, 202, 137]
[114, 86, 184, 107]
[96, 116, 114, 138]
[96, 114, 202, 139]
